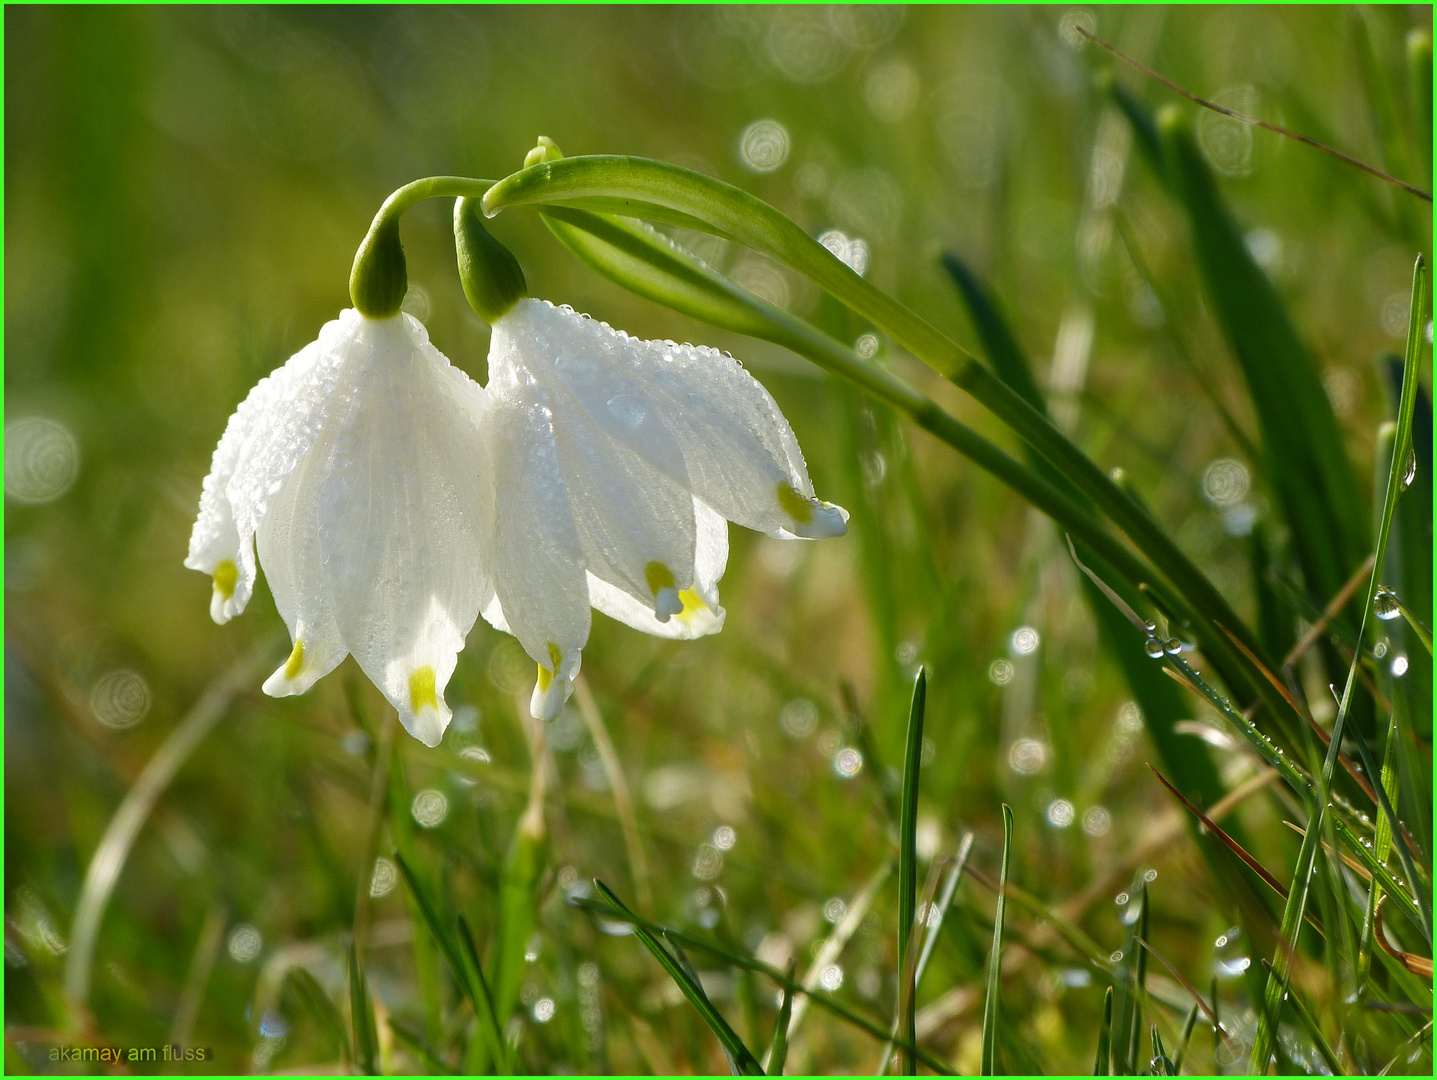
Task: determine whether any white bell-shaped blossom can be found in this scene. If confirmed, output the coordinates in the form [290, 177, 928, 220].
[186, 310, 492, 746]
[479, 297, 848, 720]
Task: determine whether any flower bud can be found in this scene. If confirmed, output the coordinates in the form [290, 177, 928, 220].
[524, 135, 564, 168]
[454, 196, 527, 323]
[349, 214, 408, 319]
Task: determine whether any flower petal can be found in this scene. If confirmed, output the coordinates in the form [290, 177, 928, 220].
[301, 314, 492, 746]
[256, 445, 348, 698]
[586, 498, 727, 639]
[483, 357, 592, 720]
[495, 298, 848, 540]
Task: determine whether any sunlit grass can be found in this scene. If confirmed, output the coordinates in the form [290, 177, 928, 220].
[5, 5, 1432, 1076]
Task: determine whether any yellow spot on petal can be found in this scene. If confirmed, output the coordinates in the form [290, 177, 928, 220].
[212, 559, 238, 599]
[409, 666, 438, 714]
[283, 639, 305, 681]
[645, 561, 676, 595]
[675, 589, 707, 624]
[777, 482, 814, 524]
[536, 641, 563, 691]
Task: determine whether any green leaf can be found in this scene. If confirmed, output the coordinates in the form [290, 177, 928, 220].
[1111, 883, 1149, 1075]
[347, 941, 379, 1076]
[980, 805, 1014, 1076]
[594, 880, 764, 1075]
[1156, 106, 1366, 611]
[1093, 986, 1113, 1076]
[897, 667, 926, 1077]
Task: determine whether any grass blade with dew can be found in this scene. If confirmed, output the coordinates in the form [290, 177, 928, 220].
[980, 804, 1014, 1076]
[565, 894, 956, 1076]
[1251, 255, 1429, 1074]
[1171, 1003, 1199, 1075]
[1259, 959, 1344, 1075]
[347, 940, 379, 1075]
[594, 880, 764, 1075]
[1093, 986, 1114, 1075]
[283, 966, 349, 1065]
[1149, 1025, 1173, 1075]
[897, 667, 927, 1076]
[768, 961, 795, 1077]
[487, 154, 1290, 717]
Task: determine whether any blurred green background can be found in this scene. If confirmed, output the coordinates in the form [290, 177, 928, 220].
[5, 4, 1431, 1075]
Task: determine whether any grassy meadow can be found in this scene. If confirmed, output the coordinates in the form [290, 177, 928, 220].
[4, 5, 1433, 1075]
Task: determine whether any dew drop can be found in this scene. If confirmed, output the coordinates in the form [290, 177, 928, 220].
[1142, 620, 1158, 634]
[1163, 638, 1183, 656]
[1373, 585, 1401, 620]
[1401, 447, 1417, 491]
[1144, 637, 1166, 659]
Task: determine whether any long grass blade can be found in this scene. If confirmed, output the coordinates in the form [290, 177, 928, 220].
[1093, 986, 1113, 1075]
[1251, 255, 1428, 1075]
[1157, 108, 1367, 618]
[393, 852, 512, 1074]
[768, 961, 795, 1077]
[457, 916, 514, 1076]
[594, 880, 764, 1075]
[1171, 1003, 1198, 1075]
[897, 667, 926, 1076]
[347, 941, 379, 1075]
[980, 804, 1014, 1076]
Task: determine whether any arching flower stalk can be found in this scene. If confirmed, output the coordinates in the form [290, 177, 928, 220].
[186, 174, 846, 745]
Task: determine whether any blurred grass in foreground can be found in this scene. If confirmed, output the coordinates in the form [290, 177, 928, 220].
[5, 5, 1432, 1075]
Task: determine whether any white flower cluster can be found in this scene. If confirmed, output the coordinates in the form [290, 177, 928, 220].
[187, 298, 846, 745]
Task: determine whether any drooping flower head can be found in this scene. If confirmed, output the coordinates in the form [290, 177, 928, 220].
[186, 178, 846, 745]
[185, 310, 492, 745]
[477, 293, 847, 720]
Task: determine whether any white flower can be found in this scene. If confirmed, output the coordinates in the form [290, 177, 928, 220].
[478, 298, 847, 720]
[186, 310, 492, 747]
